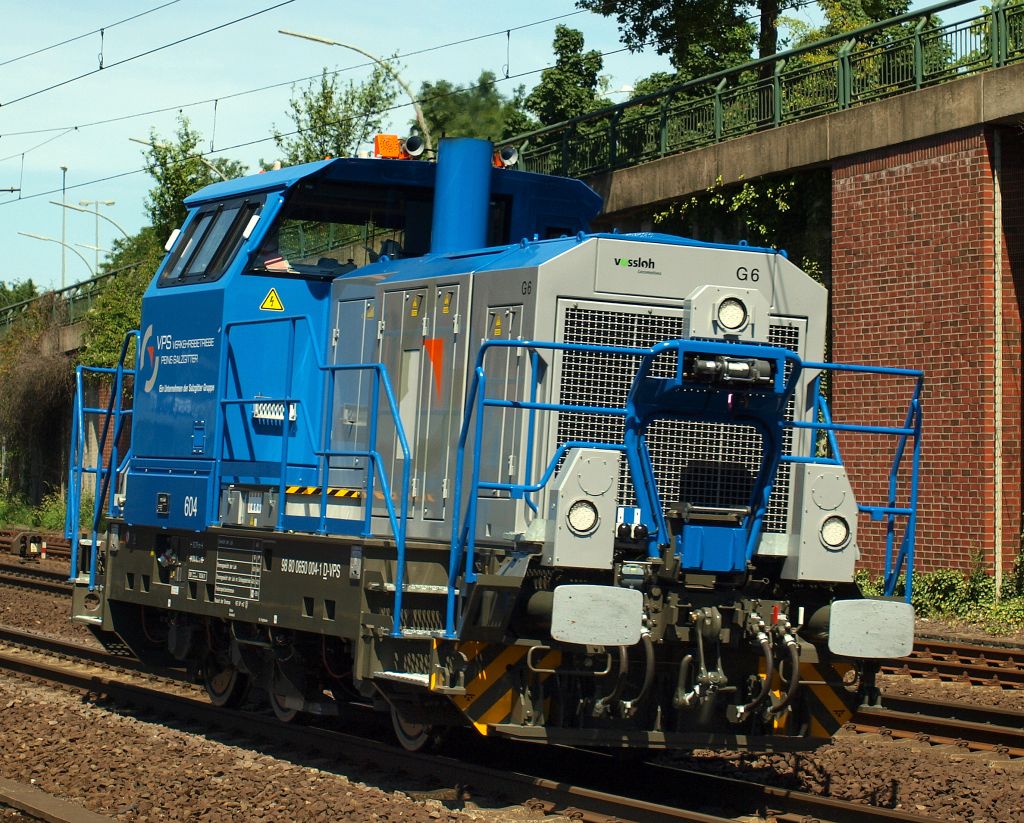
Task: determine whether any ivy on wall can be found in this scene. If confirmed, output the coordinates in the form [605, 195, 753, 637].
[651, 168, 832, 287]
[0, 295, 74, 502]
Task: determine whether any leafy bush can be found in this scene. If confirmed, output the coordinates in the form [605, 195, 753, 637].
[0, 487, 93, 533]
[857, 563, 1024, 635]
[33, 489, 69, 531]
[0, 492, 33, 527]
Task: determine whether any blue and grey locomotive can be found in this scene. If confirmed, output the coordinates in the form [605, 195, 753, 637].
[66, 137, 922, 751]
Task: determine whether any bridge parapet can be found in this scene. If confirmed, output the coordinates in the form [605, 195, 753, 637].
[503, 0, 1024, 180]
[0, 267, 131, 341]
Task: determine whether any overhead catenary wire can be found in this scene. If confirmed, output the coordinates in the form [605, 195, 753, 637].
[0, 8, 589, 140]
[0, 0, 297, 109]
[0, 129, 77, 165]
[0, 45, 632, 207]
[0, 0, 185, 69]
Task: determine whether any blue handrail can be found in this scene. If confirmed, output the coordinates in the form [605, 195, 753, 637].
[216, 315, 413, 635]
[319, 361, 412, 636]
[66, 330, 138, 588]
[780, 361, 924, 601]
[446, 339, 662, 637]
[446, 336, 803, 637]
[444, 337, 923, 636]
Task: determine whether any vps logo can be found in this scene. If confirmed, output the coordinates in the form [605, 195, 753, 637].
[140, 324, 159, 393]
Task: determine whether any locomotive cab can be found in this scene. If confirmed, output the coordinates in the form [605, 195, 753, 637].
[68, 138, 920, 750]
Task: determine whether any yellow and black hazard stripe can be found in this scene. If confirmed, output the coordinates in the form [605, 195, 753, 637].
[441, 642, 560, 735]
[285, 486, 362, 499]
[800, 660, 860, 738]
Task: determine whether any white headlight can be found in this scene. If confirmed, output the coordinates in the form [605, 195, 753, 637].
[820, 515, 851, 549]
[566, 499, 599, 535]
[717, 297, 748, 331]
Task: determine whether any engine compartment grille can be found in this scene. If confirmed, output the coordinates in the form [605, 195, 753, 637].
[555, 306, 797, 534]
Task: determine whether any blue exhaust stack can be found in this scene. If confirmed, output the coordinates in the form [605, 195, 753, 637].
[430, 138, 493, 254]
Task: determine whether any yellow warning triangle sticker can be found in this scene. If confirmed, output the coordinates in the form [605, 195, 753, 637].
[260, 288, 285, 312]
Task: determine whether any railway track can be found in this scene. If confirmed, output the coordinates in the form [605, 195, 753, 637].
[853, 694, 1024, 758]
[0, 626, 936, 823]
[0, 527, 71, 561]
[0, 564, 72, 595]
[882, 638, 1024, 688]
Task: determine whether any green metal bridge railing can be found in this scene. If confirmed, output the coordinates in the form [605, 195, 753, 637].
[503, 0, 1024, 179]
[0, 265, 138, 335]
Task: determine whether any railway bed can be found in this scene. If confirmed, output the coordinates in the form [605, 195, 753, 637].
[852, 695, 1024, 758]
[0, 566, 72, 596]
[0, 529, 70, 562]
[0, 627, 941, 823]
[882, 638, 1024, 688]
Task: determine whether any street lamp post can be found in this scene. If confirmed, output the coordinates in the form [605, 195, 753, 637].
[59, 166, 68, 289]
[49, 200, 129, 239]
[78, 199, 116, 271]
[279, 29, 433, 154]
[18, 231, 95, 282]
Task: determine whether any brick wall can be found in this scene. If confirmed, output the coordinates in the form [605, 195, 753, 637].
[80, 380, 132, 503]
[831, 125, 1021, 576]
[1000, 128, 1024, 579]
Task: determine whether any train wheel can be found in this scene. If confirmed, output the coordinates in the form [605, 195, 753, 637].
[202, 655, 248, 708]
[268, 689, 299, 723]
[390, 705, 443, 753]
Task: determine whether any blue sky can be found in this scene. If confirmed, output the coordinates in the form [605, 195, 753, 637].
[0, 0, 971, 291]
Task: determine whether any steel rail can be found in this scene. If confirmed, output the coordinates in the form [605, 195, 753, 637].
[0, 640, 728, 823]
[0, 627, 938, 823]
[0, 774, 114, 823]
[857, 696, 1024, 757]
[912, 637, 1024, 666]
[881, 660, 1024, 686]
[0, 567, 72, 595]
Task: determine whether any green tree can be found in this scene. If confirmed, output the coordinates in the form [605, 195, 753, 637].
[784, 0, 909, 45]
[0, 279, 37, 309]
[652, 170, 832, 285]
[81, 228, 166, 368]
[417, 71, 536, 141]
[524, 26, 612, 126]
[0, 293, 73, 502]
[142, 115, 247, 243]
[577, 0, 759, 79]
[579, 0, 918, 80]
[273, 65, 397, 165]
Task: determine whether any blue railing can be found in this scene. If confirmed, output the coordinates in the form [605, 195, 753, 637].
[446, 337, 804, 637]
[65, 330, 138, 589]
[444, 338, 923, 635]
[216, 315, 414, 635]
[783, 362, 925, 601]
[319, 360, 412, 635]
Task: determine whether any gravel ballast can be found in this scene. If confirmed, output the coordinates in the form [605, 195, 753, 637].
[4, 565, 1024, 821]
[0, 674, 478, 823]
